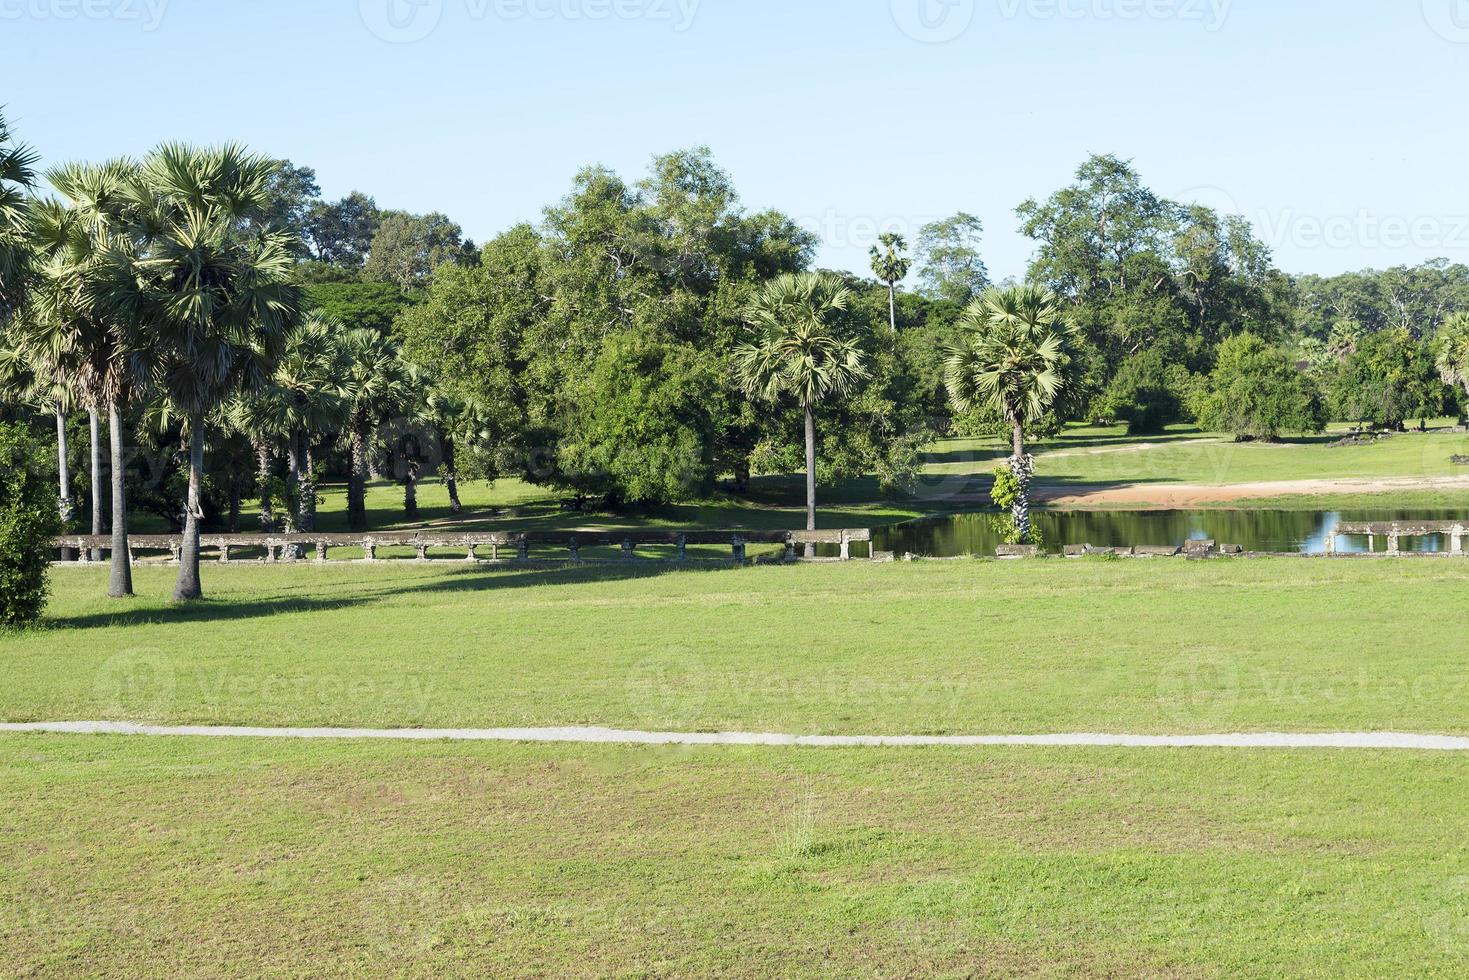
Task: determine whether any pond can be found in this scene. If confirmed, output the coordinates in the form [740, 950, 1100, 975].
[871, 509, 1469, 558]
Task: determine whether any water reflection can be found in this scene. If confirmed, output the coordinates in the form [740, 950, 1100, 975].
[873, 510, 1467, 558]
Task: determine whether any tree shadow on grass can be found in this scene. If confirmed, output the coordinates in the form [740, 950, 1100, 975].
[44, 561, 748, 632]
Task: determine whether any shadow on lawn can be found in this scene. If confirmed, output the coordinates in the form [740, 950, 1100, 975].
[45, 562, 742, 632]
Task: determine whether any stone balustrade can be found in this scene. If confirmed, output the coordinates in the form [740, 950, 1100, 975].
[51, 528, 876, 567]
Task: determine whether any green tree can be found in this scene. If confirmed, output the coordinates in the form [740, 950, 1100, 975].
[945, 285, 1074, 542]
[0, 109, 35, 319]
[914, 213, 989, 305]
[736, 272, 868, 543]
[0, 423, 61, 628]
[362, 211, 474, 291]
[869, 232, 911, 335]
[305, 281, 417, 334]
[340, 327, 413, 531]
[1098, 348, 1197, 435]
[306, 191, 380, 269]
[26, 159, 150, 597]
[1331, 328, 1444, 430]
[123, 144, 302, 602]
[1196, 332, 1325, 441]
[1434, 312, 1469, 415]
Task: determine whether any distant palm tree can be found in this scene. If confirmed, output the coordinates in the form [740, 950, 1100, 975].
[120, 144, 301, 601]
[1436, 312, 1469, 411]
[340, 327, 413, 532]
[0, 109, 35, 320]
[868, 233, 911, 336]
[945, 285, 1073, 543]
[736, 272, 868, 547]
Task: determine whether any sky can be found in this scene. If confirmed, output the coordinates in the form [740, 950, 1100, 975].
[3, 0, 1469, 283]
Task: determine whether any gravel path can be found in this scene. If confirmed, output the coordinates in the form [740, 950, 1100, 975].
[4, 722, 1469, 751]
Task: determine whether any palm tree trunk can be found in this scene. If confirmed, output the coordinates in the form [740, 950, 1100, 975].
[285, 432, 302, 534]
[55, 404, 76, 562]
[89, 407, 104, 562]
[443, 435, 462, 514]
[107, 401, 133, 598]
[172, 416, 205, 602]
[298, 435, 316, 534]
[403, 462, 419, 523]
[804, 402, 817, 559]
[888, 283, 898, 335]
[1009, 420, 1032, 544]
[256, 441, 275, 532]
[348, 419, 369, 533]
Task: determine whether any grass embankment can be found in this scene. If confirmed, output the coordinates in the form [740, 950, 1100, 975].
[4, 737, 1469, 976]
[8, 561, 1469, 735]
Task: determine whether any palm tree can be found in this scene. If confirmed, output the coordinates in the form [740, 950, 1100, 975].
[945, 285, 1074, 543]
[123, 144, 301, 601]
[29, 159, 154, 597]
[0, 109, 36, 320]
[869, 233, 911, 336]
[1436, 312, 1469, 413]
[736, 272, 868, 548]
[340, 327, 413, 532]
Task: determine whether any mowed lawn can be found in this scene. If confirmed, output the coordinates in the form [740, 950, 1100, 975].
[6, 562, 1469, 976]
[5, 560, 1469, 735]
[4, 737, 1469, 976]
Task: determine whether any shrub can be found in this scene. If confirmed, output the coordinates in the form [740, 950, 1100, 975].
[1194, 333, 1325, 442]
[1098, 350, 1200, 435]
[0, 423, 61, 629]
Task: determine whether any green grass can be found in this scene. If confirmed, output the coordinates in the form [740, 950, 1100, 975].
[4, 736, 1469, 976]
[8, 560, 1469, 736]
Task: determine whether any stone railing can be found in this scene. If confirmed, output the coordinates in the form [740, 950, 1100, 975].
[52, 528, 876, 566]
[1327, 521, 1467, 556]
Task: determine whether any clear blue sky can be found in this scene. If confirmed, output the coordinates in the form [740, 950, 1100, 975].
[4, 0, 1468, 282]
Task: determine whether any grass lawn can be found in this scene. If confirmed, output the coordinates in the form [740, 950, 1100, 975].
[8, 562, 1469, 975]
[8, 560, 1469, 735]
[4, 736, 1469, 976]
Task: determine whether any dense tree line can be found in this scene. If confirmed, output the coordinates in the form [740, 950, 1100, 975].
[4, 103, 1469, 611]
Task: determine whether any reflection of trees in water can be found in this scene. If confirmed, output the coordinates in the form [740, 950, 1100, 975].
[877, 509, 1464, 557]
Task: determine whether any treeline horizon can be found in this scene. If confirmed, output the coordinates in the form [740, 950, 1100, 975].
[3, 122, 1468, 584]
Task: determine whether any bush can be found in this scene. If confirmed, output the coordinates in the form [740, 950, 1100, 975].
[1098, 350, 1199, 435]
[1194, 333, 1325, 442]
[0, 423, 61, 629]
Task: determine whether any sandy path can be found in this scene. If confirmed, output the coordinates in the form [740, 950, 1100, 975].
[5, 722, 1469, 751]
[1034, 475, 1469, 507]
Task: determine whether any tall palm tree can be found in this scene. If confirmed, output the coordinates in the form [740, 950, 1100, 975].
[945, 285, 1074, 543]
[0, 108, 36, 321]
[123, 144, 301, 601]
[1436, 312, 1469, 412]
[29, 160, 152, 597]
[340, 327, 413, 532]
[736, 272, 868, 547]
[868, 233, 911, 336]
